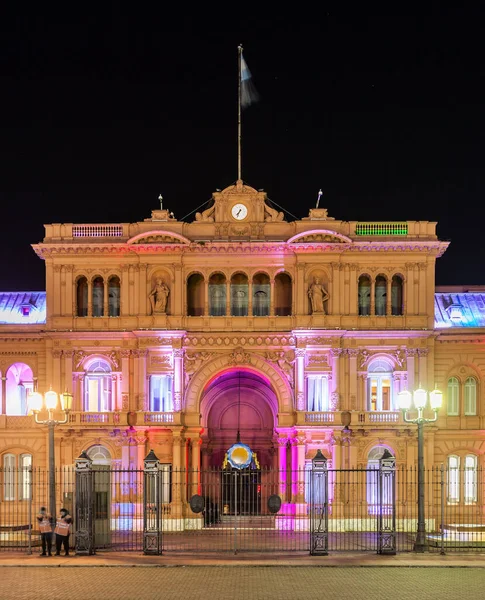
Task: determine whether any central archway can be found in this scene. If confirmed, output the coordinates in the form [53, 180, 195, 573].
[201, 369, 277, 469]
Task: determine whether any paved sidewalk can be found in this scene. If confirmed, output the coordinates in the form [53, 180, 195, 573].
[0, 550, 484, 568]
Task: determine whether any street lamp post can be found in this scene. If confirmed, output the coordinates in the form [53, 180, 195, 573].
[397, 385, 442, 552]
[28, 389, 73, 520]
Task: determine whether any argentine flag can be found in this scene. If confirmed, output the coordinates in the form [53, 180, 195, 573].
[241, 53, 259, 109]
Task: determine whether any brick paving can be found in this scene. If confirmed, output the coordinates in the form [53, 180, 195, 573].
[1, 566, 484, 600]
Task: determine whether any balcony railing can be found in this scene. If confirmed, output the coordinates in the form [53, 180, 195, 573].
[358, 411, 402, 424]
[144, 412, 175, 424]
[304, 412, 335, 423]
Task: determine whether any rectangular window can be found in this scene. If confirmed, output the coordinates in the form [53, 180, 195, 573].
[447, 379, 459, 416]
[464, 380, 477, 416]
[150, 375, 174, 412]
[447, 456, 460, 503]
[307, 376, 329, 411]
[464, 455, 477, 504]
[20, 454, 32, 500]
[3, 454, 15, 501]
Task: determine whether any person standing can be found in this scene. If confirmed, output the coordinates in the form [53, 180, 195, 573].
[37, 507, 53, 556]
[54, 508, 72, 556]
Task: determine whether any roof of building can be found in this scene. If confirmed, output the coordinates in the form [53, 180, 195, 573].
[434, 293, 485, 328]
[0, 292, 47, 324]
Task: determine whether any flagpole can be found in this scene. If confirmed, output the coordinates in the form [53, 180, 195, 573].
[237, 44, 242, 181]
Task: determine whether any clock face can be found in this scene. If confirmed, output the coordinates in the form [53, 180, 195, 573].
[231, 203, 248, 221]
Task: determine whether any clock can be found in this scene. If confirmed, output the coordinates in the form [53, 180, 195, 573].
[231, 203, 248, 221]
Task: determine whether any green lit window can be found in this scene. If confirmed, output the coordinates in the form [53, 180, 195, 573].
[356, 223, 408, 236]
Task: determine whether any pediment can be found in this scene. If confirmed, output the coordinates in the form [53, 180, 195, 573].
[287, 229, 352, 244]
[127, 231, 191, 245]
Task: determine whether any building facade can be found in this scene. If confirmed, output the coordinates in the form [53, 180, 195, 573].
[1, 180, 483, 526]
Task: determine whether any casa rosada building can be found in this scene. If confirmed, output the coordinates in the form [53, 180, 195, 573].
[1, 180, 484, 519]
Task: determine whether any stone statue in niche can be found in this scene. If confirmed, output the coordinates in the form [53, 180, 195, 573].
[148, 277, 170, 314]
[308, 277, 329, 314]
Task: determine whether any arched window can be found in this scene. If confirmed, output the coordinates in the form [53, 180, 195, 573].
[464, 377, 477, 416]
[87, 445, 111, 466]
[5, 362, 33, 415]
[358, 275, 371, 316]
[391, 275, 404, 315]
[187, 273, 205, 316]
[76, 276, 88, 317]
[367, 360, 393, 411]
[108, 276, 120, 317]
[366, 446, 394, 514]
[275, 272, 292, 316]
[208, 273, 226, 316]
[252, 273, 270, 317]
[375, 275, 387, 316]
[447, 377, 459, 415]
[149, 375, 174, 411]
[84, 360, 112, 412]
[92, 276, 104, 317]
[307, 375, 329, 411]
[231, 273, 248, 317]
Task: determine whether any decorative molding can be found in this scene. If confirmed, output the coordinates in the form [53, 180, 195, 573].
[182, 335, 296, 348]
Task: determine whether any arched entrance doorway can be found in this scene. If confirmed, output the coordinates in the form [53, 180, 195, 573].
[200, 369, 277, 516]
[201, 369, 277, 468]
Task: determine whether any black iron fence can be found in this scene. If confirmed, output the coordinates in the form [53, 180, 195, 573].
[1, 459, 484, 555]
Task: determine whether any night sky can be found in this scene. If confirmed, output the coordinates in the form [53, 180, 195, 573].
[1, 7, 484, 291]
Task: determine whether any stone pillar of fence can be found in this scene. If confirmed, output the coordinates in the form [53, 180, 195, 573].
[377, 449, 396, 555]
[75, 450, 95, 555]
[143, 449, 162, 555]
[310, 449, 328, 556]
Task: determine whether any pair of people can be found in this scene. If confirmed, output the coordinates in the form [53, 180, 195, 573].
[37, 507, 72, 556]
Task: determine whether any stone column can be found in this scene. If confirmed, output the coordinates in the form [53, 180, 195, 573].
[386, 278, 392, 316]
[277, 436, 289, 502]
[296, 263, 306, 315]
[103, 280, 109, 317]
[248, 279, 253, 316]
[173, 349, 183, 412]
[370, 279, 376, 316]
[418, 263, 427, 316]
[330, 348, 343, 411]
[204, 277, 209, 316]
[343, 264, 350, 315]
[1, 377, 6, 414]
[63, 351, 74, 397]
[413, 264, 420, 315]
[120, 350, 130, 412]
[52, 349, 62, 396]
[270, 278, 275, 316]
[53, 265, 61, 316]
[406, 349, 417, 392]
[172, 263, 182, 316]
[171, 431, 185, 518]
[349, 264, 359, 315]
[347, 349, 359, 411]
[292, 432, 307, 514]
[87, 280, 93, 317]
[65, 265, 74, 317]
[417, 348, 428, 389]
[226, 280, 231, 316]
[138, 349, 148, 411]
[120, 265, 130, 316]
[190, 434, 201, 497]
[295, 348, 306, 411]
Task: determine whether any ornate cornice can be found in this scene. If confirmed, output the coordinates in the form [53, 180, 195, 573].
[32, 240, 450, 259]
[182, 335, 296, 348]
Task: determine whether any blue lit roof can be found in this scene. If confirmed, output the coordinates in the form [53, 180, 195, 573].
[0, 292, 46, 324]
[434, 293, 485, 328]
